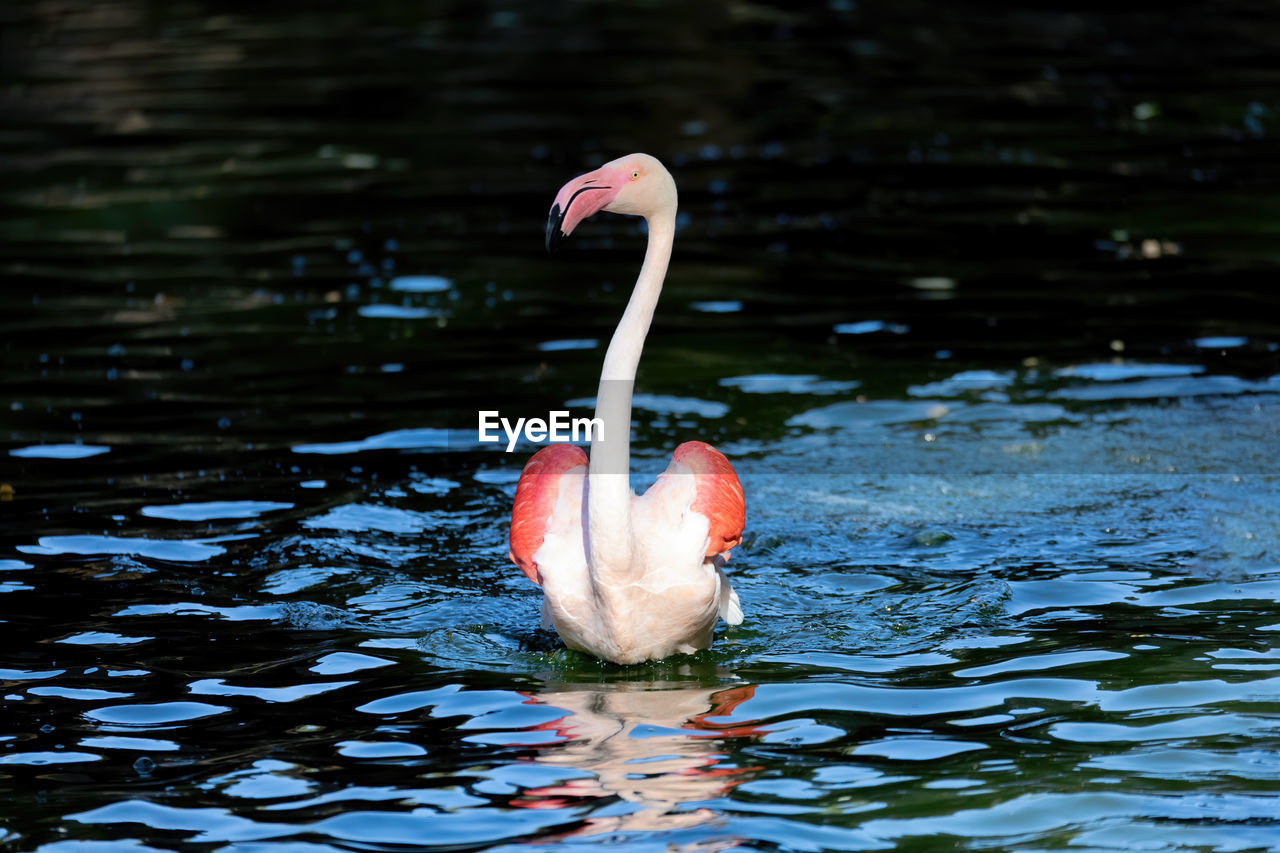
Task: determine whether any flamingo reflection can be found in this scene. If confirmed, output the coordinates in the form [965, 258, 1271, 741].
[508, 680, 760, 837]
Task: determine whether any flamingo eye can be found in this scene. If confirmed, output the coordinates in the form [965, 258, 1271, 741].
[630, 170, 640, 180]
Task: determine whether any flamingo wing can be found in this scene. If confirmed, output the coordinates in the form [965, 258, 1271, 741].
[509, 443, 589, 584]
[671, 440, 745, 558]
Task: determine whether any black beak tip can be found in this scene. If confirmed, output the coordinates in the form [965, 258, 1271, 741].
[545, 203, 565, 254]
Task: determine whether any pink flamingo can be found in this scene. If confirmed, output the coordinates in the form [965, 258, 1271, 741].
[508, 153, 745, 664]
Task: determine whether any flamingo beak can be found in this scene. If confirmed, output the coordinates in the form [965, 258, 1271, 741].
[545, 168, 624, 253]
[545, 204, 568, 254]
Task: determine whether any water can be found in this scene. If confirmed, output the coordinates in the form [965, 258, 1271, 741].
[3, 1, 1280, 849]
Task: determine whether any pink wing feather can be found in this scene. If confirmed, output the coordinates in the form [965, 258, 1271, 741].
[672, 440, 745, 557]
[509, 443, 588, 584]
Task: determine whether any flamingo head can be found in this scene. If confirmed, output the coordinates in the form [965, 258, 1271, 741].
[545, 152, 677, 253]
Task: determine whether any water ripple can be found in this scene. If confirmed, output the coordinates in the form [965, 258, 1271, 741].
[9, 443, 111, 459]
[85, 702, 232, 725]
[188, 679, 357, 703]
[291, 428, 451, 455]
[19, 535, 226, 561]
[4, 3, 1279, 850]
[140, 501, 294, 521]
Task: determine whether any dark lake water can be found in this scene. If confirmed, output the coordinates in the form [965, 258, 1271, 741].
[3, 1, 1279, 850]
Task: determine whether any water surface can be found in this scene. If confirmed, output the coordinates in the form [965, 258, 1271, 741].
[3, 1, 1279, 850]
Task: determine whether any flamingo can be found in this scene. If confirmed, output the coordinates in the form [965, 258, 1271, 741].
[508, 153, 745, 665]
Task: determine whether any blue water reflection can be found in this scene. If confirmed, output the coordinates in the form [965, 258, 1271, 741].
[20, 536, 225, 561]
[3, 1, 1279, 849]
[9, 444, 110, 459]
[140, 501, 293, 521]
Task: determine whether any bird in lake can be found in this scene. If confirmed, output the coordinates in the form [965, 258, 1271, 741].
[508, 153, 745, 665]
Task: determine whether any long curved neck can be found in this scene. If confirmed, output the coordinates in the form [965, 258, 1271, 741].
[587, 210, 676, 572]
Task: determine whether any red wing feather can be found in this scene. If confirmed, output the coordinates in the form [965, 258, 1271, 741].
[672, 440, 745, 557]
[508, 443, 588, 584]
